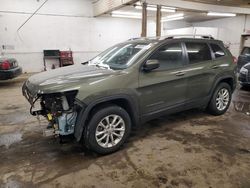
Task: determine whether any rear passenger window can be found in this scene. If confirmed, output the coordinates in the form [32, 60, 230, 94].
[149, 43, 184, 70]
[186, 42, 212, 64]
[210, 44, 226, 58]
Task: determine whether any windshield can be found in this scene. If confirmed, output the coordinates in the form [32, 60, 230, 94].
[88, 42, 153, 69]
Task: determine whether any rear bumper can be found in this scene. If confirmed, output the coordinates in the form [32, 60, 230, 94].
[0, 67, 22, 80]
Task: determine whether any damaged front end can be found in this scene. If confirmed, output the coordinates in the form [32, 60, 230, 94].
[22, 82, 80, 137]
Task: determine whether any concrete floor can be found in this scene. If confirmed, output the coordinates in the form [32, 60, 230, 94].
[0, 74, 250, 188]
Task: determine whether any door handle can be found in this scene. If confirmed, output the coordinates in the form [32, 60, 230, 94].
[175, 71, 185, 76]
[211, 65, 220, 69]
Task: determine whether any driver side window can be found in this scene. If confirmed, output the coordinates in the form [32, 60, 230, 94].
[149, 43, 184, 70]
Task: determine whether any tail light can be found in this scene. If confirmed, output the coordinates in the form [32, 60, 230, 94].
[233, 56, 238, 64]
[1, 60, 11, 70]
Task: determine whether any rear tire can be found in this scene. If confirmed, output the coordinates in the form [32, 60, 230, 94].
[207, 82, 232, 116]
[83, 105, 131, 154]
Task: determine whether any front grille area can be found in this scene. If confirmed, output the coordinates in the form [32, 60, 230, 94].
[239, 73, 246, 82]
[247, 72, 250, 82]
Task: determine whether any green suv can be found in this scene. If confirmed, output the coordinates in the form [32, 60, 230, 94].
[23, 36, 237, 154]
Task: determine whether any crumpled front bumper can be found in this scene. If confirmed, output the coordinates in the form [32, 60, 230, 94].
[22, 81, 36, 105]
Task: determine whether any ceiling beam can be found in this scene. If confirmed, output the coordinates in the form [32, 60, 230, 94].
[92, 0, 138, 17]
[146, 0, 250, 15]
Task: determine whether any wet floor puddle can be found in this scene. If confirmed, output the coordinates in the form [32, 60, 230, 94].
[0, 132, 22, 148]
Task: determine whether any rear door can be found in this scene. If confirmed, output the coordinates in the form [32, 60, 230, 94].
[138, 42, 188, 115]
[183, 41, 216, 106]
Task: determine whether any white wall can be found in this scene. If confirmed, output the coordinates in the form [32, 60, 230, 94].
[163, 20, 192, 30]
[2, 0, 249, 72]
[0, 0, 142, 72]
[164, 27, 219, 39]
[193, 15, 250, 56]
[162, 15, 250, 57]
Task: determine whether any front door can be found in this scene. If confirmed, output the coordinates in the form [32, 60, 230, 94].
[138, 42, 188, 116]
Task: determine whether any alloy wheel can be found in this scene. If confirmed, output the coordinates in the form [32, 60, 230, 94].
[95, 114, 125, 148]
[216, 88, 230, 111]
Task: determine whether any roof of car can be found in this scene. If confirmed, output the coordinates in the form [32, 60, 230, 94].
[128, 35, 221, 43]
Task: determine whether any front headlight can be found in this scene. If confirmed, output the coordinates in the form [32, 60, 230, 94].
[240, 67, 248, 74]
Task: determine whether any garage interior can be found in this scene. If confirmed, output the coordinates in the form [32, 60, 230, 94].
[0, 0, 250, 187]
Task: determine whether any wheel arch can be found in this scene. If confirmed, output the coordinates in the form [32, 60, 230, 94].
[74, 95, 140, 142]
[211, 75, 236, 95]
[206, 75, 235, 108]
[219, 77, 235, 91]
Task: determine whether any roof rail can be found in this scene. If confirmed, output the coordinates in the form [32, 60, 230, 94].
[127, 37, 159, 41]
[165, 34, 215, 40]
[127, 37, 141, 41]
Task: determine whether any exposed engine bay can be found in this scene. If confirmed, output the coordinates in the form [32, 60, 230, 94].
[23, 88, 79, 136]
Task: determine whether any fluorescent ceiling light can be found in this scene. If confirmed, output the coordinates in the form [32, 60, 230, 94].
[112, 14, 141, 19]
[161, 8, 176, 13]
[166, 13, 184, 19]
[207, 12, 236, 17]
[161, 13, 184, 22]
[161, 16, 184, 22]
[162, 6, 176, 10]
[134, 4, 176, 13]
[112, 11, 141, 16]
[111, 11, 141, 19]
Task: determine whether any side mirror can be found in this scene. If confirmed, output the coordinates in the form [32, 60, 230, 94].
[143, 60, 160, 72]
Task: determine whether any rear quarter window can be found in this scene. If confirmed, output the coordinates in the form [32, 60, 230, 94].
[210, 43, 226, 58]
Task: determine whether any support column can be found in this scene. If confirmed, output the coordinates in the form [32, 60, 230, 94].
[141, 2, 147, 37]
[156, 5, 162, 37]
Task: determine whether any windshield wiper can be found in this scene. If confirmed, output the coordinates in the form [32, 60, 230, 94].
[95, 63, 110, 69]
[87, 61, 110, 69]
[81, 61, 89, 65]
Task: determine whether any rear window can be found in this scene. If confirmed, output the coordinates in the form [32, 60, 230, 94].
[241, 47, 250, 56]
[210, 43, 226, 58]
[185, 42, 212, 64]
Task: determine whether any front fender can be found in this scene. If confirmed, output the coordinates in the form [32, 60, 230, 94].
[74, 93, 140, 142]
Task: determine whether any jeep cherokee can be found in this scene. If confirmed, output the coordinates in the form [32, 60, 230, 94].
[23, 36, 237, 154]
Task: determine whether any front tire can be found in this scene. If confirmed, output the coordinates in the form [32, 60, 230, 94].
[83, 105, 131, 154]
[207, 82, 232, 116]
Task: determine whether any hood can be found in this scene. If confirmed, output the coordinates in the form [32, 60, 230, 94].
[26, 64, 116, 95]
